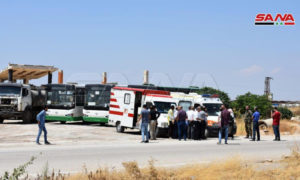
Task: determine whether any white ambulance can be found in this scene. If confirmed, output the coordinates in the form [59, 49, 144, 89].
[171, 92, 227, 137]
[108, 87, 177, 136]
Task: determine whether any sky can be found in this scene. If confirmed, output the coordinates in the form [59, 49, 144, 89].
[0, 0, 299, 100]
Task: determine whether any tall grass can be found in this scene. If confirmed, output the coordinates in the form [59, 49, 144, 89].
[64, 147, 300, 180]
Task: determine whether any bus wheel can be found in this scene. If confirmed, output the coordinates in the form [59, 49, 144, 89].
[60, 121, 66, 124]
[0, 117, 3, 124]
[116, 122, 124, 133]
[23, 110, 32, 124]
[100, 122, 106, 126]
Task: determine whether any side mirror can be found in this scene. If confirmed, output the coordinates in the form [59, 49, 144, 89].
[22, 89, 29, 97]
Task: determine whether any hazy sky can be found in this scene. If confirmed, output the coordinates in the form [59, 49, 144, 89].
[0, 0, 299, 100]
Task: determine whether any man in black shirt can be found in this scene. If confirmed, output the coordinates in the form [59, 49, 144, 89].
[150, 106, 160, 140]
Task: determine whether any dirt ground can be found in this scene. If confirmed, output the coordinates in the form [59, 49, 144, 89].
[0, 120, 142, 148]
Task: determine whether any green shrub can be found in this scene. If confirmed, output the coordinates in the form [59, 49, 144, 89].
[278, 107, 294, 120]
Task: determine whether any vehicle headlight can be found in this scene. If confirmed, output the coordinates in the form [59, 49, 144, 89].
[161, 122, 168, 128]
[11, 99, 18, 105]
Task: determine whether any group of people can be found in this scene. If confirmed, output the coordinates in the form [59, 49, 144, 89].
[35, 104, 282, 145]
[167, 105, 208, 141]
[244, 106, 281, 141]
[138, 103, 236, 144]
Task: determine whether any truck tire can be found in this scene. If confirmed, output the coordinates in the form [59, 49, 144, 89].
[0, 118, 3, 124]
[116, 122, 124, 133]
[23, 110, 32, 124]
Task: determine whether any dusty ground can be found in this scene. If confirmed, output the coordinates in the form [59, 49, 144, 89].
[0, 120, 142, 148]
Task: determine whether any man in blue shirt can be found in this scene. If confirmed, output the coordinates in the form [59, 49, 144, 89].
[138, 104, 150, 143]
[251, 107, 260, 141]
[36, 106, 50, 145]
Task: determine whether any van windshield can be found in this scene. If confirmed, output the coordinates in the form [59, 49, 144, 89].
[203, 103, 222, 116]
[0, 86, 21, 96]
[178, 101, 192, 111]
[154, 101, 176, 114]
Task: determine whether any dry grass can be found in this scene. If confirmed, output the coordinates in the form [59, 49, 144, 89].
[290, 107, 300, 116]
[63, 147, 300, 180]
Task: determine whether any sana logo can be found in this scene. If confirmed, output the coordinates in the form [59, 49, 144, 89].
[255, 14, 295, 26]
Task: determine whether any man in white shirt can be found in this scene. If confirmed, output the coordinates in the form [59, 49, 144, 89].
[186, 106, 195, 139]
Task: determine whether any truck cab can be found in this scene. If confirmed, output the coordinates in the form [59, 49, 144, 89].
[0, 83, 45, 123]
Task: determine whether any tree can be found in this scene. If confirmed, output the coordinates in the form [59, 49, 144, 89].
[195, 87, 231, 107]
[232, 92, 272, 118]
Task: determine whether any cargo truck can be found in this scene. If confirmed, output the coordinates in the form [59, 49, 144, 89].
[0, 83, 46, 123]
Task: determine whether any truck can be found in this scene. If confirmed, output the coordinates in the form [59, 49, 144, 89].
[83, 84, 114, 125]
[108, 87, 177, 136]
[43, 84, 85, 124]
[0, 83, 46, 123]
[171, 92, 236, 137]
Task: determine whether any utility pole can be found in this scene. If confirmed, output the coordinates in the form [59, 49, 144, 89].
[264, 77, 273, 118]
[264, 77, 273, 100]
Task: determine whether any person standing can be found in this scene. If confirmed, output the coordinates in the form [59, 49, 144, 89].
[173, 107, 179, 139]
[149, 106, 160, 140]
[217, 105, 230, 145]
[272, 107, 281, 141]
[186, 106, 195, 139]
[194, 106, 202, 140]
[251, 107, 260, 141]
[138, 104, 151, 143]
[244, 106, 253, 139]
[167, 106, 175, 139]
[36, 106, 51, 145]
[199, 106, 207, 140]
[176, 106, 187, 141]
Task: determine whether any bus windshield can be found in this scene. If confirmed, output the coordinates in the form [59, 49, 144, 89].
[0, 86, 21, 96]
[85, 87, 111, 110]
[47, 90, 75, 108]
[203, 103, 222, 116]
[154, 101, 176, 114]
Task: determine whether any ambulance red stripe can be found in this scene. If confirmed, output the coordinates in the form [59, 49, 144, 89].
[128, 113, 134, 117]
[109, 110, 123, 116]
[110, 104, 120, 109]
[110, 98, 117, 102]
